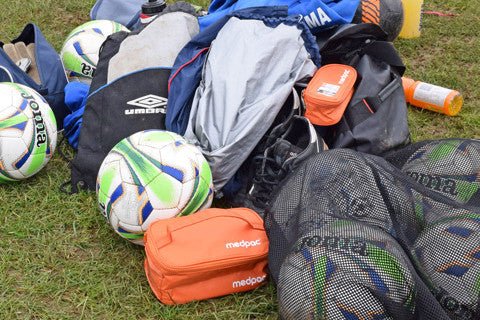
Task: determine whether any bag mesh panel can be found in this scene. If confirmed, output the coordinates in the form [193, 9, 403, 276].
[386, 138, 480, 207]
[266, 141, 480, 319]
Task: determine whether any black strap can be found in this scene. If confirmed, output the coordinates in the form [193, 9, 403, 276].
[59, 179, 74, 195]
[367, 72, 403, 109]
[337, 73, 402, 133]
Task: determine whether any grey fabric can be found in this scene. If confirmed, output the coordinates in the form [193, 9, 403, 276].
[184, 17, 317, 191]
[108, 11, 199, 83]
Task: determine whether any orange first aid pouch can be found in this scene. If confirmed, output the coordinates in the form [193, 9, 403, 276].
[304, 64, 357, 126]
[144, 207, 269, 305]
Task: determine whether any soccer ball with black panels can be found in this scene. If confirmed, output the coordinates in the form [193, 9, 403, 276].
[278, 220, 417, 319]
[412, 216, 480, 318]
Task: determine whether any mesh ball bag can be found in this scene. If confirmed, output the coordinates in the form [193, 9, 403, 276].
[265, 144, 480, 320]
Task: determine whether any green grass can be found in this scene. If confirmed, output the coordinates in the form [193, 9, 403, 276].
[0, 0, 479, 318]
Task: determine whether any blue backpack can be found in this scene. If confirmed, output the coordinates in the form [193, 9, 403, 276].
[0, 24, 69, 129]
[90, 0, 360, 34]
[200, 0, 360, 32]
[90, 0, 144, 30]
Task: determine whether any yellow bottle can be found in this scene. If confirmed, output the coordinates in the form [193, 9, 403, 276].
[399, 0, 424, 38]
[402, 77, 463, 116]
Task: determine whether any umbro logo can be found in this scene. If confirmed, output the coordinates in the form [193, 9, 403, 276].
[125, 94, 167, 115]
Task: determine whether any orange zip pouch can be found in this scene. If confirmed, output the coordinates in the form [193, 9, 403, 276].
[144, 207, 269, 305]
[304, 64, 357, 126]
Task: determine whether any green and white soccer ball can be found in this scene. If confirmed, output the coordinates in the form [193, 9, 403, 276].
[60, 20, 129, 84]
[278, 221, 416, 319]
[0, 83, 57, 182]
[96, 130, 214, 245]
[412, 216, 480, 317]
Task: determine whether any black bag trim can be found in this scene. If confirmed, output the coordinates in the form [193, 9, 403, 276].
[71, 67, 170, 192]
[87, 66, 172, 100]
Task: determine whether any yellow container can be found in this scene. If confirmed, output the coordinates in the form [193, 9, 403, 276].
[399, 0, 424, 38]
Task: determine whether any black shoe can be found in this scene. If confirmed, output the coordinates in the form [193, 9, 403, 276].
[222, 89, 301, 206]
[246, 116, 327, 217]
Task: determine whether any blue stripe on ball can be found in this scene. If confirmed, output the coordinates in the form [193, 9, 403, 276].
[446, 226, 473, 238]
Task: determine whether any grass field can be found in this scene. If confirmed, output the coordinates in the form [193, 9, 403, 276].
[0, 0, 479, 319]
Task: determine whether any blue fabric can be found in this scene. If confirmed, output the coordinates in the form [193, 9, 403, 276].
[200, 0, 360, 33]
[63, 82, 90, 150]
[0, 24, 69, 129]
[90, 0, 143, 30]
[165, 6, 321, 135]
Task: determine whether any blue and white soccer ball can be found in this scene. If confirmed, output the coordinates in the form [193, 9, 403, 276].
[96, 130, 214, 245]
[0, 83, 57, 182]
[60, 20, 129, 83]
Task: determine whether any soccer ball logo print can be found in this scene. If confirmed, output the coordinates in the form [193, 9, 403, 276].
[0, 83, 57, 182]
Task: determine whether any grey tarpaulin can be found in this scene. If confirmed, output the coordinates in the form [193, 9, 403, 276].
[184, 16, 318, 191]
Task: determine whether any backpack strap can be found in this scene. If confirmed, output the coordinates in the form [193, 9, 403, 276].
[338, 71, 402, 132]
[0, 66, 14, 82]
[365, 72, 403, 110]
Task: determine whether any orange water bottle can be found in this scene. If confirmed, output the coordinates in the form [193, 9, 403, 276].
[402, 77, 463, 116]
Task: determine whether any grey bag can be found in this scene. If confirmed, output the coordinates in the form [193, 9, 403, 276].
[184, 15, 320, 191]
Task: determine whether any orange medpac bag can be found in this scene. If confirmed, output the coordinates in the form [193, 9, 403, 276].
[144, 207, 269, 305]
[303, 64, 357, 126]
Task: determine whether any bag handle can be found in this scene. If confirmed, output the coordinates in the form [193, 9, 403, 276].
[152, 209, 266, 248]
[340, 72, 402, 131]
[365, 72, 402, 110]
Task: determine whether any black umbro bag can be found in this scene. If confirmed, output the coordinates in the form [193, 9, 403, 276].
[69, 32, 170, 192]
[69, 11, 199, 192]
[317, 24, 410, 156]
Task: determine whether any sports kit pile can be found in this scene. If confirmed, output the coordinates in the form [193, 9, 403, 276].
[0, 0, 478, 319]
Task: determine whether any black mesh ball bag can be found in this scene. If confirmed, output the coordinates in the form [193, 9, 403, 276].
[265, 145, 480, 320]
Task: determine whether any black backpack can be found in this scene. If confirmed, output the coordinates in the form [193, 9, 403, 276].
[69, 31, 170, 192]
[317, 23, 410, 156]
[69, 11, 199, 193]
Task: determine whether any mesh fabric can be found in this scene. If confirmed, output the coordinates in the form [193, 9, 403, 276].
[266, 141, 480, 319]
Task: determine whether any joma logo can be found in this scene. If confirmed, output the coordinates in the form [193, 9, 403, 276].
[407, 171, 458, 196]
[303, 7, 333, 29]
[294, 235, 367, 257]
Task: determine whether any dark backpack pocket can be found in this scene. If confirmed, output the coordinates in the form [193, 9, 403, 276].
[70, 68, 170, 192]
[317, 24, 410, 156]
[333, 55, 410, 155]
